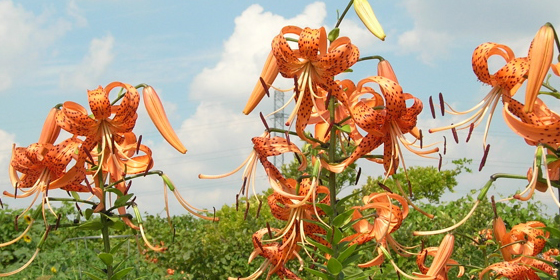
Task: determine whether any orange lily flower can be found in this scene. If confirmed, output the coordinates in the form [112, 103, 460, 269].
[5, 107, 87, 220]
[525, 23, 555, 113]
[342, 192, 413, 268]
[480, 248, 559, 280]
[243, 26, 359, 143]
[229, 228, 303, 280]
[430, 43, 528, 150]
[199, 132, 307, 204]
[322, 76, 437, 176]
[415, 234, 464, 280]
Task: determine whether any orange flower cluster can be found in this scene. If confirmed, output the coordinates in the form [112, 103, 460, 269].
[481, 218, 558, 279]
[1, 82, 208, 276]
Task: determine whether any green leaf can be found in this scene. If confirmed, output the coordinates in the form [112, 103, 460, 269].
[332, 209, 354, 228]
[542, 226, 560, 238]
[77, 219, 103, 230]
[85, 208, 94, 220]
[110, 267, 134, 280]
[327, 257, 343, 275]
[315, 203, 334, 217]
[337, 124, 352, 133]
[338, 244, 357, 263]
[304, 267, 331, 280]
[114, 193, 134, 207]
[332, 227, 343, 244]
[306, 236, 333, 256]
[110, 239, 129, 255]
[70, 191, 81, 201]
[342, 254, 362, 266]
[105, 187, 124, 197]
[82, 271, 103, 280]
[98, 252, 113, 266]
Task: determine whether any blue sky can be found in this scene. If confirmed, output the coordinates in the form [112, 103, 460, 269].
[2, 0, 560, 215]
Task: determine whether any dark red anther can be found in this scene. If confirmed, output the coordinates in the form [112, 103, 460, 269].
[407, 180, 413, 198]
[429, 96, 435, 119]
[82, 146, 95, 165]
[125, 181, 132, 195]
[256, 200, 262, 218]
[45, 179, 51, 197]
[75, 202, 82, 216]
[84, 178, 94, 194]
[438, 153, 442, 171]
[294, 153, 302, 164]
[323, 122, 333, 139]
[355, 167, 362, 185]
[14, 215, 19, 231]
[0, 198, 3, 209]
[259, 77, 270, 98]
[213, 207, 217, 222]
[259, 112, 270, 132]
[111, 135, 116, 154]
[14, 183, 18, 199]
[419, 129, 423, 149]
[293, 77, 299, 94]
[241, 177, 248, 195]
[451, 126, 459, 144]
[244, 201, 250, 221]
[377, 182, 392, 193]
[285, 131, 291, 146]
[235, 194, 239, 211]
[266, 222, 273, 239]
[55, 215, 61, 230]
[325, 90, 332, 108]
[443, 136, 447, 155]
[479, 144, 490, 171]
[439, 92, 445, 116]
[127, 196, 137, 209]
[136, 135, 143, 155]
[466, 123, 474, 143]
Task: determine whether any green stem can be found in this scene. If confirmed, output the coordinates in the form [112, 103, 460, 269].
[357, 55, 385, 62]
[328, 95, 339, 261]
[100, 214, 113, 279]
[335, 0, 354, 28]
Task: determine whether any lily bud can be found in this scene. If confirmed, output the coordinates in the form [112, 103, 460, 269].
[38, 108, 61, 144]
[243, 51, 279, 115]
[524, 23, 555, 113]
[142, 86, 187, 154]
[377, 59, 398, 83]
[354, 0, 386, 41]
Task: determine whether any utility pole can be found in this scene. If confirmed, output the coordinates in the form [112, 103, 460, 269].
[273, 90, 289, 169]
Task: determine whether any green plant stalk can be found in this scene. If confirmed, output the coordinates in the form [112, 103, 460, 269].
[328, 96, 339, 262]
[100, 213, 114, 279]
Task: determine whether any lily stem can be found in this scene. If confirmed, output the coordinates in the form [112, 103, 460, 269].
[335, 0, 354, 28]
[328, 95, 339, 262]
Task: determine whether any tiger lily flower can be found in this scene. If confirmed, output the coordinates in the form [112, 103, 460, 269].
[415, 234, 464, 280]
[322, 76, 437, 176]
[229, 228, 303, 280]
[244, 26, 360, 143]
[6, 107, 87, 222]
[429, 43, 528, 150]
[267, 175, 330, 262]
[342, 192, 413, 268]
[354, 0, 385, 41]
[199, 132, 308, 205]
[525, 23, 555, 113]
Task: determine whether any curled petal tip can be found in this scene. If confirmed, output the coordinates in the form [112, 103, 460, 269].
[142, 86, 187, 154]
[38, 107, 61, 144]
[354, 0, 386, 41]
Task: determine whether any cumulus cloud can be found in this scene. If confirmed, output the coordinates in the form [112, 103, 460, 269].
[396, 0, 560, 65]
[59, 35, 115, 90]
[0, 0, 76, 92]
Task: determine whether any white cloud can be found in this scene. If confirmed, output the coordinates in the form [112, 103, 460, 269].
[0, 0, 74, 92]
[189, 2, 328, 104]
[0, 129, 17, 207]
[60, 35, 115, 90]
[396, 0, 560, 65]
